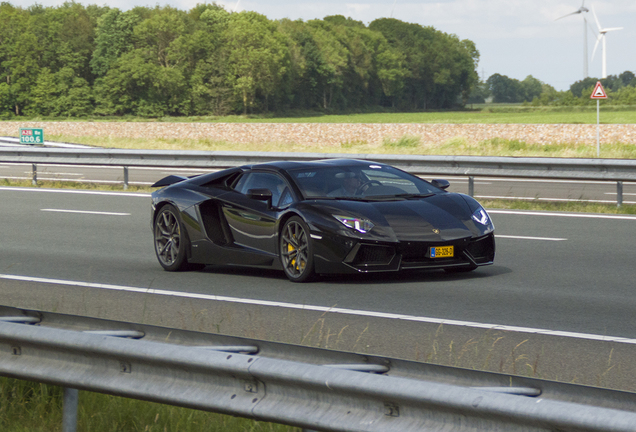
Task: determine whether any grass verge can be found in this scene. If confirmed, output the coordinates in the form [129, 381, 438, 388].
[0, 377, 296, 432]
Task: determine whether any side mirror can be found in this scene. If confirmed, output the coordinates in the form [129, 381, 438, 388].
[431, 179, 450, 190]
[247, 188, 273, 201]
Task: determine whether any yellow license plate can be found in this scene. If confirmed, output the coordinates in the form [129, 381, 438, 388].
[430, 246, 454, 258]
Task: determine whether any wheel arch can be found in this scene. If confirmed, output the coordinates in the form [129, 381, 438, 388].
[153, 200, 194, 262]
[276, 210, 305, 255]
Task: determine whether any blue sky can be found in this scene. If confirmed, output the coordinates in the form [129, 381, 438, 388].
[13, 0, 636, 91]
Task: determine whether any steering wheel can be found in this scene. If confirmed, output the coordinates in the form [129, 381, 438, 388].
[355, 180, 383, 195]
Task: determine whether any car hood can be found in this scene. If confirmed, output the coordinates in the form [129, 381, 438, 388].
[308, 194, 480, 242]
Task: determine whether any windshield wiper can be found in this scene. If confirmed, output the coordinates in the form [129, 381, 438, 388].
[314, 196, 398, 202]
[394, 193, 435, 199]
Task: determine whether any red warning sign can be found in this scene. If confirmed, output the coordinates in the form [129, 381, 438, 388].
[590, 81, 608, 99]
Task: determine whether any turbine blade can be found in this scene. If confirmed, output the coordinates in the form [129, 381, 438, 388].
[591, 5, 602, 31]
[555, 10, 580, 20]
[603, 27, 623, 32]
[591, 34, 602, 60]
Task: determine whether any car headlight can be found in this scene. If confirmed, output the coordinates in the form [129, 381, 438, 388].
[472, 208, 491, 226]
[333, 215, 374, 233]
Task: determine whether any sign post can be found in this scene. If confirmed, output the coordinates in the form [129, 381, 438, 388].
[19, 128, 44, 145]
[590, 81, 608, 158]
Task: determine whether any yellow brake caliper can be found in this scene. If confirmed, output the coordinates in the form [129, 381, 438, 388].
[288, 233, 305, 271]
[288, 240, 296, 269]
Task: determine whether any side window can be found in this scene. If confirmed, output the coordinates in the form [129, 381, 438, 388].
[232, 173, 250, 193]
[278, 187, 293, 208]
[234, 172, 291, 207]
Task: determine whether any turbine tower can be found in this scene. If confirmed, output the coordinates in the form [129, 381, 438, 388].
[591, 5, 623, 79]
[556, 1, 590, 78]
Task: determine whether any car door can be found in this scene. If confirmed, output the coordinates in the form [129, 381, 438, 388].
[221, 171, 288, 264]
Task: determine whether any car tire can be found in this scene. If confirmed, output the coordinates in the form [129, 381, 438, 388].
[280, 216, 315, 282]
[154, 204, 191, 271]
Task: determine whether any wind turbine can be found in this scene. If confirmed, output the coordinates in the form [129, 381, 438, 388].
[555, 1, 591, 78]
[390, 0, 398, 17]
[591, 5, 623, 79]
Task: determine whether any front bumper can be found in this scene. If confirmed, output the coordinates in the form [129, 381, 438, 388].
[313, 232, 495, 274]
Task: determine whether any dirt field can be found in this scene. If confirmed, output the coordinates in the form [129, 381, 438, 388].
[2, 121, 635, 146]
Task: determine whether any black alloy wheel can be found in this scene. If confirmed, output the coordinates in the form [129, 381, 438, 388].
[154, 205, 189, 271]
[280, 216, 315, 282]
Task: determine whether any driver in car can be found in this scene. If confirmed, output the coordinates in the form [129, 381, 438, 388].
[328, 172, 362, 197]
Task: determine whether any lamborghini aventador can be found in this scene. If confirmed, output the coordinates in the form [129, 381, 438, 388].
[151, 159, 495, 282]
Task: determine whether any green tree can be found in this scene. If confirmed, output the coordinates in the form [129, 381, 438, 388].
[94, 49, 186, 116]
[91, 8, 140, 77]
[0, 4, 41, 115]
[224, 11, 290, 114]
[487, 73, 523, 103]
[304, 19, 348, 109]
[370, 18, 478, 109]
[183, 6, 232, 115]
[466, 80, 490, 103]
[520, 75, 543, 101]
[619, 70, 636, 87]
[569, 77, 600, 98]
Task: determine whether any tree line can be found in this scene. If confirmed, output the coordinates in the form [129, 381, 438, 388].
[469, 71, 636, 106]
[0, 2, 480, 118]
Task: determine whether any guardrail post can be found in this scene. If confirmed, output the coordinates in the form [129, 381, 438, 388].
[617, 181, 623, 207]
[468, 176, 474, 197]
[123, 167, 129, 190]
[62, 388, 78, 432]
[31, 163, 37, 185]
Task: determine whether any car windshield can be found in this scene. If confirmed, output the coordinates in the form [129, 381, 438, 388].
[288, 164, 444, 200]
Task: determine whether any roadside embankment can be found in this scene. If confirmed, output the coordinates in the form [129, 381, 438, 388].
[1, 122, 635, 146]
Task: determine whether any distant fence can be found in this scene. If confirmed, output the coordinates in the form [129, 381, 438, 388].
[2, 305, 636, 432]
[0, 147, 635, 205]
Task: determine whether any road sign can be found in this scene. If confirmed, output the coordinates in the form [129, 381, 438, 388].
[590, 81, 608, 99]
[19, 128, 44, 145]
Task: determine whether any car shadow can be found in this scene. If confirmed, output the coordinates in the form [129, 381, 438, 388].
[318, 265, 512, 285]
[196, 264, 512, 285]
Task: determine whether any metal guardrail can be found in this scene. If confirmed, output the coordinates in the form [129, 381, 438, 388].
[2, 306, 636, 432]
[0, 147, 634, 205]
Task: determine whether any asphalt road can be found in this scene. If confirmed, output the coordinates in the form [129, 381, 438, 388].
[2, 186, 636, 390]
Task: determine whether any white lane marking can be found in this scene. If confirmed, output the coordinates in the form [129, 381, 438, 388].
[41, 209, 130, 216]
[23, 172, 84, 176]
[488, 209, 636, 220]
[2, 273, 635, 345]
[451, 176, 636, 186]
[478, 195, 635, 205]
[0, 186, 149, 197]
[0, 162, 213, 173]
[1, 163, 121, 170]
[5, 176, 154, 185]
[496, 235, 567, 241]
[605, 192, 636, 196]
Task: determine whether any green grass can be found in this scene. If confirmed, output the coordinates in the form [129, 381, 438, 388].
[11, 105, 636, 124]
[0, 178, 153, 194]
[0, 377, 297, 432]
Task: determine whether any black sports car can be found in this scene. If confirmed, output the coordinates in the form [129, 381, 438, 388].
[151, 159, 495, 282]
